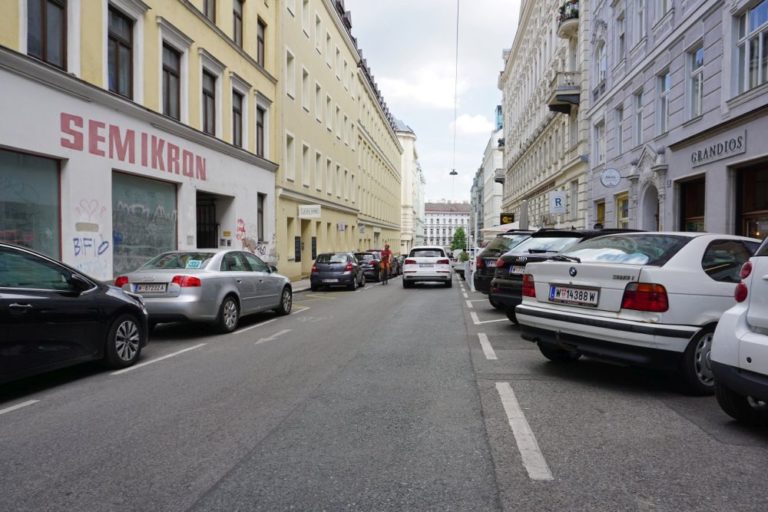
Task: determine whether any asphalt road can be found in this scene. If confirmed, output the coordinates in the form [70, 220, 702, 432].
[1, 274, 767, 511]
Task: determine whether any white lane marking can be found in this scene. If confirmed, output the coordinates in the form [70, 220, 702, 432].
[470, 312, 509, 325]
[0, 400, 39, 416]
[468, 299, 488, 302]
[111, 343, 206, 375]
[293, 306, 310, 314]
[462, 292, 469, 299]
[496, 382, 553, 481]
[304, 294, 335, 300]
[478, 333, 498, 360]
[466, 300, 474, 309]
[255, 329, 291, 345]
[236, 317, 278, 333]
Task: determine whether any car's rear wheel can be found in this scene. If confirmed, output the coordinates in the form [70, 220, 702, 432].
[680, 326, 716, 395]
[360, 274, 366, 287]
[403, 280, 411, 289]
[310, 284, 319, 292]
[715, 382, 768, 426]
[104, 314, 143, 368]
[216, 295, 240, 333]
[275, 286, 292, 315]
[538, 342, 581, 362]
[489, 298, 503, 310]
[445, 279, 452, 288]
[348, 275, 358, 291]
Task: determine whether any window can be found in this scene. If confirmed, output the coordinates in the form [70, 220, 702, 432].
[616, 193, 630, 228]
[315, 83, 322, 121]
[634, 91, 644, 146]
[232, 90, 243, 147]
[658, 71, 671, 134]
[594, 121, 606, 164]
[302, 0, 310, 35]
[687, 46, 704, 118]
[27, 0, 67, 69]
[335, 46, 341, 78]
[326, 158, 332, 195]
[616, 13, 626, 62]
[233, 0, 243, 48]
[335, 106, 341, 138]
[679, 177, 705, 231]
[162, 44, 181, 120]
[285, 133, 295, 181]
[325, 95, 332, 130]
[658, 0, 671, 17]
[737, 1, 768, 93]
[325, 32, 332, 66]
[302, 68, 310, 111]
[202, 70, 216, 135]
[701, 240, 754, 283]
[595, 201, 606, 227]
[636, 0, 646, 43]
[302, 143, 310, 187]
[315, 151, 322, 190]
[243, 252, 269, 272]
[256, 19, 266, 67]
[221, 252, 249, 272]
[315, 15, 322, 52]
[615, 106, 624, 155]
[738, 165, 768, 238]
[286, 0, 295, 15]
[256, 105, 266, 157]
[257, 193, 266, 241]
[108, 6, 133, 99]
[285, 51, 296, 98]
[203, 0, 215, 22]
[595, 42, 607, 84]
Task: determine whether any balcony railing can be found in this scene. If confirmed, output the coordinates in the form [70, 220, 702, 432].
[547, 71, 581, 114]
[557, 0, 579, 39]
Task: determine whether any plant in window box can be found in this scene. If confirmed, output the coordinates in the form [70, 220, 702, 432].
[558, 0, 579, 23]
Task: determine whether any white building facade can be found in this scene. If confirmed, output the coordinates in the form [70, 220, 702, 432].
[395, 119, 426, 254]
[481, 127, 505, 239]
[424, 202, 471, 249]
[587, 0, 768, 239]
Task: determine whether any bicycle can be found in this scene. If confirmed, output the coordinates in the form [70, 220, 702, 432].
[380, 265, 389, 285]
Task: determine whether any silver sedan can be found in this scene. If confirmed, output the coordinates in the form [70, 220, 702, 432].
[114, 249, 292, 332]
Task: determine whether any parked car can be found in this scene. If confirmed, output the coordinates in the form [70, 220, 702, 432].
[452, 251, 469, 279]
[0, 242, 149, 383]
[115, 249, 292, 333]
[355, 252, 381, 282]
[474, 230, 533, 300]
[515, 232, 760, 394]
[389, 254, 402, 276]
[711, 236, 768, 424]
[310, 252, 365, 291]
[490, 229, 632, 322]
[402, 246, 453, 288]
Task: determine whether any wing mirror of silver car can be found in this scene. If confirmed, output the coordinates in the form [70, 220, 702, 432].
[269, 265, 278, 273]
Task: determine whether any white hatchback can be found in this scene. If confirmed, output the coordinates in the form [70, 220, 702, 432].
[515, 232, 760, 394]
[711, 237, 768, 425]
[402, 246, 453, 288]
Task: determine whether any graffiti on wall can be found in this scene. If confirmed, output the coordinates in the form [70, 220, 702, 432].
[236, 218, 276, 262]
[72, 198, 110, 278]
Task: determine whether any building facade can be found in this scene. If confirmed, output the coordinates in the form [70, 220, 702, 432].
[481, 126, 504, 239]
[395, 118, 426, 254]
[470, 167, 484, 246]
[587, 0, 768, 239]
[499, 0, 590, 229]
[424, 202, 471, 249]
[0, 0, 279, 280]
[275, 0, 401, 279]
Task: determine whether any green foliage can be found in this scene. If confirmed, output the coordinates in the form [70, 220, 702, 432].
[459, 250, 469, 262]
[451, 227, 467, 251]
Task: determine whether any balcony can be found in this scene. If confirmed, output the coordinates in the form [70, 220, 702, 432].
[494, 168, 505, 184]
[547, 71, 581, 114]
[557, 0, 579, 39]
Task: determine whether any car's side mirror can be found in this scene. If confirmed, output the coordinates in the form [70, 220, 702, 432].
[269, 265, 278, 273]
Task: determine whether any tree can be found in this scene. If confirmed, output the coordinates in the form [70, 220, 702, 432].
[451, 227, 467, 251]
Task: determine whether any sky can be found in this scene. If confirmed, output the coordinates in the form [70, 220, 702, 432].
[344, 0, 522, 203]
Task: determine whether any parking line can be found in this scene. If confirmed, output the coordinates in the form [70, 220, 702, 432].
[304, 294, 335, 300]
[466, 300, 474, 309]
[470, 312, 509, 325]
[293, 306, 310, 314]
[0, 400, 39, 416]
[236, 317, 278, 333]
[496, 382, 553, 481]
[477, 333, 498, 360]
[111, 343, 206, 375]
[462, 293, 469, 299]
[255, 329, 291, 345]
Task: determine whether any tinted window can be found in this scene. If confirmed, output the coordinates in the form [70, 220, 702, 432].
[563, 234, 690, 266]
[701, 240, 754, 283]
[141, 252, 215, 270]
[410, 248, 445, 257]
[513, 236, 582, 254]
[482, 234, 530, 256]
[0, 247, 72, 290]
[317, 253, 348, 264]
[243, 252, 269, 272]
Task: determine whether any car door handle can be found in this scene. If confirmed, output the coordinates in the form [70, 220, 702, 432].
[236, 279, 243, 283]
[9, 303, 33, 314]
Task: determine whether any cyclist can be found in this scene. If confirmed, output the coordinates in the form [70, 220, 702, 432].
[380, 243, 392, 284]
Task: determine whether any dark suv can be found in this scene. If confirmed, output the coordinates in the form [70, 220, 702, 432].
[355, 251, 381, 282]
[489, 229, 637, 322]
[473, 231, 533, 304]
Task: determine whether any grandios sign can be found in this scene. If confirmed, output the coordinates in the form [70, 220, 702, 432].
[690, 131, 746, 168]
[59, 112, 207, 181]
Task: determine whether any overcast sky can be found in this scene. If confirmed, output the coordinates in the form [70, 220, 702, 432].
[344, 0, 522, 203]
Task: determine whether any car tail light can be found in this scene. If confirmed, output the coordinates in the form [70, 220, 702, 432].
[172, 275, 202, 287]
[740, 261, 753, 280]
[495, 258, 506, 268]
[522, 274, 536, 298]
[311, 264, 318, 273]
[405, 259, 416, 265]
[621, 283, 668, 312]
[114, 276, 129, 288]
[735, 282, 749, 302]
[437, 258, 450, 265]
[476, 256, 485, 269]
[344, 262, 353, 272]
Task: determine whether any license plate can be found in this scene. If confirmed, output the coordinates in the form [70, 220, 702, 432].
[510, 265, 526, 274]
[135, 283, 167, 293]
[419, 263, 433, 268]
[548, 285, 599, 306]
[322, 279, 338, 283]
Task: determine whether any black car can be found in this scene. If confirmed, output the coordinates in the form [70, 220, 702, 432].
[0, 243, 149, 384]
[310, 252, 365, 291]
[473, 230, 533, 303]
[489, 229, 637, 322]
[355, 251, 382, 282]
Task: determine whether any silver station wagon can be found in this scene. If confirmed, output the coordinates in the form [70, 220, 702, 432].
[115, 249, 292, 332]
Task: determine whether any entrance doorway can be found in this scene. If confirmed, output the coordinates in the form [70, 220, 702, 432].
[196, 192, 234, 249]
[641, 186, 659, 231]
[737, 164, 768, 239]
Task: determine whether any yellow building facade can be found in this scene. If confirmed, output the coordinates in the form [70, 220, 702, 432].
[275, 0, 401, 279]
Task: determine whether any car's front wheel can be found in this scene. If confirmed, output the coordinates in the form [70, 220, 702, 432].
[680, 326, 716, 395]
[216, 295, 240, 333]
[715, 381, 768, 426]
[275, 286, 292, 315]
[104, 314, 144, 368]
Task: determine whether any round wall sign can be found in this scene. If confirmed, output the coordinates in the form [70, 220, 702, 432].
[600, 168, 622, 188]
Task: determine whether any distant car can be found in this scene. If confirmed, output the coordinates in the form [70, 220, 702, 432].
[115, 249, 292, 333]
[355, 252, 381, 282]
[474, 231, 533, 300]
[516, 232, 760, 395]
[0, 242, 149, 383]
[310, 252, 365, 291]
[402, 246, 453, 288]
[711, 236, 768, 424]
[389, 254, 402, 276]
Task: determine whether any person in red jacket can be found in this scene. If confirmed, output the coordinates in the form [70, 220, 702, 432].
[380, 243, 392, 284]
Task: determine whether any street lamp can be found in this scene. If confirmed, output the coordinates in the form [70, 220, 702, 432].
[449, 169, 458, 176]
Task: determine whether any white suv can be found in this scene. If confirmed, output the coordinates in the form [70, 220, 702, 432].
[402, 246, 453, 288]
[711, 237, 768, 425]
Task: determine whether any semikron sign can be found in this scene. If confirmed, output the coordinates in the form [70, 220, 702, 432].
[690, 131, 746, 168]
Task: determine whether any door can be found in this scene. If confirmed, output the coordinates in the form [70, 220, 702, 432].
[220, 252, 255, 313]
[197, 195, 217, 249]
[243, 252, 281, 309]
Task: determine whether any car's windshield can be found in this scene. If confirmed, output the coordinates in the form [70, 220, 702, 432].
[563, 234, 691, 266]
[511, 236, 582, 254]
[316, 253, 348, 264]
[140, 252, 216, 270]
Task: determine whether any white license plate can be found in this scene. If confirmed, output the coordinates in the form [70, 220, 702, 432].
[419, 263, 433, 268]
[135, 283, 167, 293]
[548, 285, 599, 306]
[510, 265, 526, 274]
[322, 279, 338, 283]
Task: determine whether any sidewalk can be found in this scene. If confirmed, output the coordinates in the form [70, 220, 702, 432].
[290, 277, 312, 293]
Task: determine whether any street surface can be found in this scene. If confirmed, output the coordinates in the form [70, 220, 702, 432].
[1, 275, 767, 511]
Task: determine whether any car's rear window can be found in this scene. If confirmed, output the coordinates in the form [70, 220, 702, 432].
[410, 248, 445, 257]
[757, 237, 768, 257]
[482, 234, 530, 256]
[512, 236, 582, 254]
[316, 253, 348, 264]
[562, 234, 691, 266]
[355, 253, 374, 262]
[141, 252, 216, 270]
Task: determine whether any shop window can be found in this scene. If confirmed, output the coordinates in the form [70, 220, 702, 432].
[616, 193, 630, 229]
[679, 177, 705, 231]
[27, 0, 67, 70]
[0, 150, 60, 258]
[112, 173, 177, 275]
[738, 165, 768, 239]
